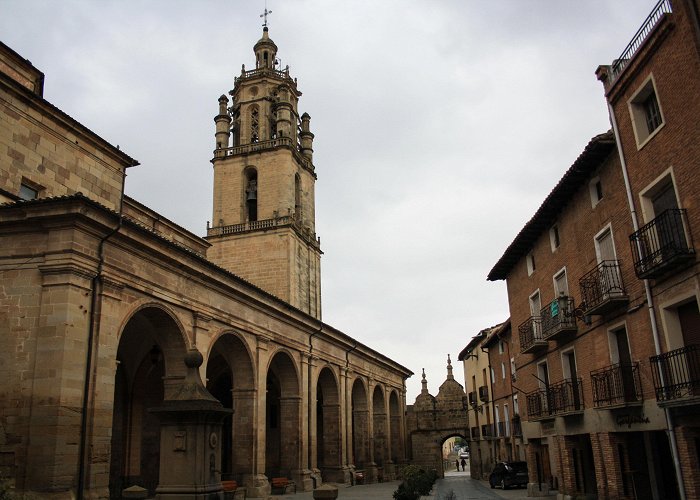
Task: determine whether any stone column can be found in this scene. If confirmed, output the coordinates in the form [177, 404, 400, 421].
[339, 367, 353, 484]
[248, 338, 270, 497]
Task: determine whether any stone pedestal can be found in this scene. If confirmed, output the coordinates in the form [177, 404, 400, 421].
[149, 350, 232, 500]
[313, 484, 338, 500]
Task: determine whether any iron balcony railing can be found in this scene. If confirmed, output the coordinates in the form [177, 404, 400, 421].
[481, 424, 494, 439]
[590, 362, 642, 408]
[511, 416, 522, 437]
[610, 0, 672, 83]
[496, 421, 507, 437]
[579, 260, 628, 315]
[470, 426, 480, 440]
[518, 316, 546, 354]
[650, 344, 700, 403]
[540, 296, 577, 340]
[207, 212, 321, 250]
[630, 209, 695, 279]
[526, 378, 584, 420]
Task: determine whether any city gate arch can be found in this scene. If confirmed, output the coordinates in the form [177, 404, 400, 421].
[406, 357, 469, 477]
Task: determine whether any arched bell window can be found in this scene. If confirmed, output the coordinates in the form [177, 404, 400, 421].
[245, 169, 258, 222]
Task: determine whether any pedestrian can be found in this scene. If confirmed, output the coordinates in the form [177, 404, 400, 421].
[456, 459, 460, 471]
[460, 458, 466, 471]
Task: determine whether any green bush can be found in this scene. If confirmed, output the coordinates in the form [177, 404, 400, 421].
[394, 466, 437, 499]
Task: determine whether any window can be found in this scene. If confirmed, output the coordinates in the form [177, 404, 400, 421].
[490, 367, 495, 384]
[510, 357, 516, 380]
[628, 74, 664, 147]
[498, 340, 505, 354]
[553, 268, 569, 297]
[19, 183, 38, 200]
[250, 106, 260, 143]
[527, 252, 536, 276]
[589, 176, 603, 207]
[501, 362, 506, 380]
[550, 225, 560, 251]
[245, 169, 258, 222]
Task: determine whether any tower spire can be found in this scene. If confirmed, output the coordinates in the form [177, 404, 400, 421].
[421, 368, 429, 395]
[446, 354, 454, 380]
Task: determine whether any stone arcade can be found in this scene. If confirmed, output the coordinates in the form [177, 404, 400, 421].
[0, 28, 412, 499]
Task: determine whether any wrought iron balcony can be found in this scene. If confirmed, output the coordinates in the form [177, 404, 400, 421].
[481, 424, 494, 439]
[511, 416, 522, 437]
[540, 296, 577, 340]
[497, 421, 507, 438]
[518, 316, 547, 354]
[590, 362, 642, 409]
[526, 378, 584, 420]
[630, 209, 695, 280]
[478, 386, 489, 402]
[468, 391, 477, 406]
[650, 344, 700, 405]
[609, 0, 672, 84]
[579, 260, 629, 315]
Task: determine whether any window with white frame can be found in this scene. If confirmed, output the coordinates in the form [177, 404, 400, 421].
[554, 268, 569, 297]
[589, 176, 603, 207]
[504, 404, 510, 436]
[628, 74, 664, 148]
[501, 362, 506, 380]
[550, 224, 560, 251]
[527, 252, 536, 276]
[510, 357, 516, 380]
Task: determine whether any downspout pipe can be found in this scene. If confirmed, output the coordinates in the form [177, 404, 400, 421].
[77, 170, 127, 500]
[607, 101, 686, 499]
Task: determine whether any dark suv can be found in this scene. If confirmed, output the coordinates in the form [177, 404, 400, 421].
[488, 461, 528, 489]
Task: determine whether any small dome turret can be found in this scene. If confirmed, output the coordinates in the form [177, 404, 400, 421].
[254, 27, 278, 69]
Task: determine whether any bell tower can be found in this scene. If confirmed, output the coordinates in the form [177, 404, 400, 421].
[207, 27, 322, 319]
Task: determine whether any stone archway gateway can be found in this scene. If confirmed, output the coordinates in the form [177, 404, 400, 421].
[316, 367, 342, 481]
[406, 357, 469, 476]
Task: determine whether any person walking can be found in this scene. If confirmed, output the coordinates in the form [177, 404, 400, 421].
[455, 459, 460, 471]
[460, 457, 466, 472]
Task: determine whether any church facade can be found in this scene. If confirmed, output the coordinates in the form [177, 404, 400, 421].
[0, 28, 411, 499]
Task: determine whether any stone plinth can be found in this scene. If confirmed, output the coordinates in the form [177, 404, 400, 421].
[313, 484, 339, 500]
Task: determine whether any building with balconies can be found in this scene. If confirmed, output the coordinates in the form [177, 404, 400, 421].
[487, 1, 700, 498]
[458, 324, 501, 480]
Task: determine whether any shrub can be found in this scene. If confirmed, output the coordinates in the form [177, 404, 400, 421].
[394, 466, 437, 499]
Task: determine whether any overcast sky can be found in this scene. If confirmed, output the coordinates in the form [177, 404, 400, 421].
[2, 0, 659, 401]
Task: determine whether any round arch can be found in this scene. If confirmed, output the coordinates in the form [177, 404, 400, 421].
[316, 367, 342, 480]
[372, 385, 387, 469]
[266, 350, 301, 478]
[350, 378, 369, 469]
[206, 331, 257, 482]
[109, 305, 188, 497]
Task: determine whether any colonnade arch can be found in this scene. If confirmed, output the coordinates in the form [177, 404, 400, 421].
[205, 332, 256, 483]
[372, 385, 387, 469]
[351, 378, 370, 470]
[266, 350, 301, 478]
[389, 390, 403, 463]
[108, 305, 188, 498]
[316, 367, 342, 479]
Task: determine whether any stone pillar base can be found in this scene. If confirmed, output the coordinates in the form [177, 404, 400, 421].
[242, 474, 270, 498]
[320, 466, 348, 484]
[364, 463, 378, 484]
[527, 482, 551, 496]
[291, 468, 313, 492]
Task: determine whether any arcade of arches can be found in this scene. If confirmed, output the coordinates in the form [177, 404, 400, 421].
[0, 30, 412, 499]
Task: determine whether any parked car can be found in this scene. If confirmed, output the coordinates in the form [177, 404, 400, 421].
[488, 461, 528, 489]
[459, 451, 469, 459]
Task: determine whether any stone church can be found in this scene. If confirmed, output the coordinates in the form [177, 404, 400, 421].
[0, 27, 412, 499]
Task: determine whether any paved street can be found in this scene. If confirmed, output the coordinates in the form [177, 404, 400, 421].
[278, 469, 548, 500]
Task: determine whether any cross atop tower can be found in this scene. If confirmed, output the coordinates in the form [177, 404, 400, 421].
[260, 7, 272, 27]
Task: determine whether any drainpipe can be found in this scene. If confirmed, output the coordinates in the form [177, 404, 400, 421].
[607, 101, 686, 499]
[76, 168, 128, 500]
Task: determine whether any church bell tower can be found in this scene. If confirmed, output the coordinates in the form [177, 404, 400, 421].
[207, 26, 322, 319]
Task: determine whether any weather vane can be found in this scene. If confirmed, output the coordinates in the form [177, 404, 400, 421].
[260, 4, 272, 28]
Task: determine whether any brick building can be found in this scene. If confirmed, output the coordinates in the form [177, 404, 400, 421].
[487, 1, 700, 498]
[0, 28, 412, 499]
